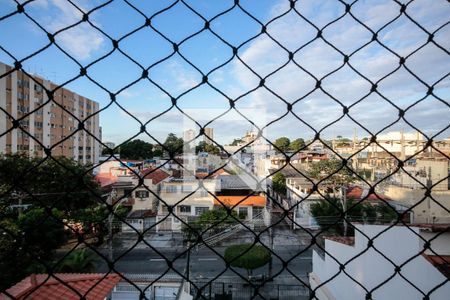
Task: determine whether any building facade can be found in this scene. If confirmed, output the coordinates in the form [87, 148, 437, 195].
[310, 224, 450, 300]
[0, 62, 100, 164]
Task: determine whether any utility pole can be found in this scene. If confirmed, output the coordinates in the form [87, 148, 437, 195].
[341, 186, 348, 237]
[186, 241, 191, 283]
[108, 189, 117, 261]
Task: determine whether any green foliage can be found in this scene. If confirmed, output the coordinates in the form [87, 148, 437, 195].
[310, 197, 398, 235]
[0, 154, 104, 288]
[289, 138, 306, 152]
[230, 138, 243, 146]
[0, 154, 100, 215]
[163, 133, 184, 156]
[0, 208, 66, 289]
[0, 220, 30, 290]
[182, 208, 238, 241]
[224, 244, 271, 277]
[272, 172, 287, 195]
[274, 137, 290, 152]
[56, 248, 98, 273]
[308, 159, 354, 195]
[153, 146, 163, 157]
[18, 208, 66, 258]
[119, 139, 153, 160]
[101, 147, 119, 155]
[196, 141, 220, 155]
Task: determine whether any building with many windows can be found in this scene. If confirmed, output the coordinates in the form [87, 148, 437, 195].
[0, 62, 100, 164]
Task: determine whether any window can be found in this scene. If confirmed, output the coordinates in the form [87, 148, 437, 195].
[178, 205, 191, 214]
[165, 185, 177, 193]
[238, 207, 248, 219]
[195, 207, 209, 216]
[182, 185, 193, 192]
[17, 79, 29, 88]
[135, 190, 149, 198]
[253, 207, 264, 219]
[34, 84, 43, 92]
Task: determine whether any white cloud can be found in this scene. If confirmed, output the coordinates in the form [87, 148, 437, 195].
[227, 0, 450, 139]
[31, 0, 105, 60]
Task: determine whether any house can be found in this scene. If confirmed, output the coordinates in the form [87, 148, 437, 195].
[214, 195, 268, 227]
[110, 273, 191, 300]
[310, 223, 450, 300]
[122, 209, 157, 233]
[215, 175, 270, 227]
[106, 167, 170, 213]
[155, 178, 217, 232]
[0, 273, 121, 300]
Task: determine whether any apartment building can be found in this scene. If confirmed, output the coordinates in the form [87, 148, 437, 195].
[0, 62, 100, 164]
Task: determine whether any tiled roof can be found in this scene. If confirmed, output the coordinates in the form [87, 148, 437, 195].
[214, 196, 266, 207]
[140, 168, 170, 184]
[325, 236, 355, 246]
[346, 186, 391, 202]
[1, 273, 121, 300]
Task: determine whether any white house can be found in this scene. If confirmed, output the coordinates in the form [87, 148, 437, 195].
[155, 178, 217, 232]
[310, 223, 450, 300]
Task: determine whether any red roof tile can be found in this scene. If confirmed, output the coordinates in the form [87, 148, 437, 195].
[140, 168, 170, 184]
[1, 273, 121, 300]
[325, 236, 355, 246]
[346, 186, 391, 202]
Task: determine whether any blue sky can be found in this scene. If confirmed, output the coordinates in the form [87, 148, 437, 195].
[0, 0, 449, 145]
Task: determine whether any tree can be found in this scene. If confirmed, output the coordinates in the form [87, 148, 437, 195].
[18, 208, 66, 259]
[182, 208, 238, 241]
[310, 197, 397, 235]
[289, 138, 306, 152]
[56, 248, 98, 272]
[0, 220, 31, 290]
[308, 159, 354, 198]
[0, 154, 103, 288]
[101, 147, 119, 156]
[153, 145, 163, 157]
[272, 172, 286, 195]
[224, 244, 271, 278]
[0, 208, 67, 289]
[119, 139, 153, 160]
[230, 138, 243, 146]
[196, 141, 220, 155]
[163, 133, 184, 156]
[274, 137, 290, 152]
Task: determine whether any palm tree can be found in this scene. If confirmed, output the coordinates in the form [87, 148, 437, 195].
[56, 248, 98, 272]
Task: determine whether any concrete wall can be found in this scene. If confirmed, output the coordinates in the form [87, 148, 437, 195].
[384, 185, 450, 223]
[311, 224, 450, 300]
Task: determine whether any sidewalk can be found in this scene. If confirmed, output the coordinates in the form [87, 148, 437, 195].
[102, 231, 185, 250]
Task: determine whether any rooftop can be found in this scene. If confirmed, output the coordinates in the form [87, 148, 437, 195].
[423, 255, 450, 279]
[1, 273, 120, 300]
[325, 236, 355, 246]
[139, 168, 170, 184]
[218, 175, 254, 190]
[214, 195, 266, 207]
